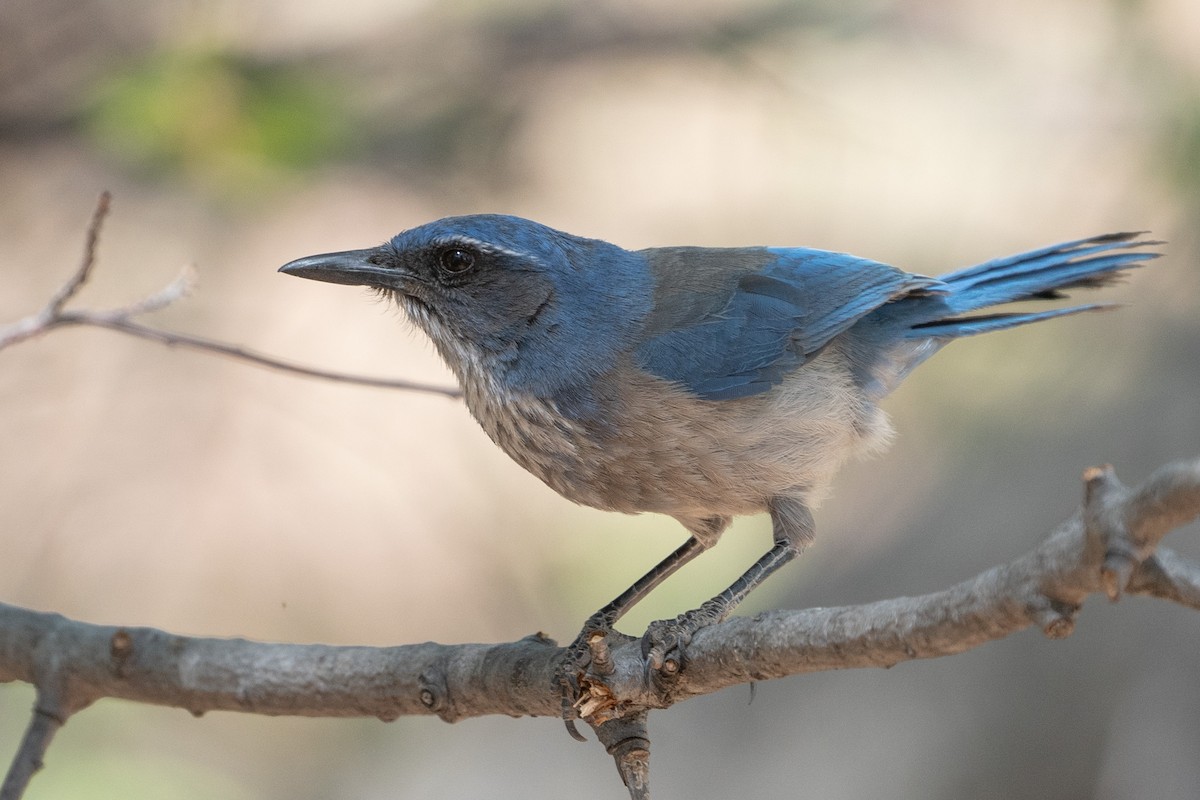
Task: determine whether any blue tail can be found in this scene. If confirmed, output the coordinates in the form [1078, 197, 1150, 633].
[904, 231, 1160, 338]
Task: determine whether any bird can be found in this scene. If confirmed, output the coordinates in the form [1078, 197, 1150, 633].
[279, 216, 1158, 713]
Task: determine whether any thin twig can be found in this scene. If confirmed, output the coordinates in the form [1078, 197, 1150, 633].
[0, 192, 463, 398]
[0, 704, 65, 800]
[58, 313, 463, 395]
[45, 190, 111, 316]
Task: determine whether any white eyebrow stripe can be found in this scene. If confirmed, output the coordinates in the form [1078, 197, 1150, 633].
[432, 235, 526, 260]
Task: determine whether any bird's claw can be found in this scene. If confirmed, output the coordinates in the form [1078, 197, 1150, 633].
[640, 613, 695, 682]
[559, 669, 589, 742]
[558, 613, 619, 740]
[559, 606, 721, 737]
[640, 603, 725, 683]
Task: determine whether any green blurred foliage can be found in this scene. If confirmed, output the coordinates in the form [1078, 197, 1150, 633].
[84, 49, 353, 196]
[1159, 87, 1200, 203]
[2, 1, 1198, 798]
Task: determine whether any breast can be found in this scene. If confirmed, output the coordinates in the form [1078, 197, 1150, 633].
[460, 346, 890, 520]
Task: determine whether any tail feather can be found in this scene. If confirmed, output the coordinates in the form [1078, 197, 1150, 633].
[910, 303, 1114, 338]
[904, 232, 1160, 339]
[939, 231, 1146, 282]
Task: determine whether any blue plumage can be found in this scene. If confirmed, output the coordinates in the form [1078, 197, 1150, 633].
[279, 217, 1161, 693]
[636, 246, 943, 400]
[376, 214, 654, 399]
[903, 232, 1154, 329]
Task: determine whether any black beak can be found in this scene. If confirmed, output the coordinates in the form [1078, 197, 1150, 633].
[278, 248, 397, 287]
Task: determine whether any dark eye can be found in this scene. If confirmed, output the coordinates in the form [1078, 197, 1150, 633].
[438, 247, 476, 274]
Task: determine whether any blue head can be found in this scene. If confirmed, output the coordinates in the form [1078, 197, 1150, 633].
[280, 214, 654, 397]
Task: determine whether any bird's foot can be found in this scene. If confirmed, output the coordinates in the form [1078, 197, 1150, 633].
[558, 611, 628, 741]
[640, 600, 725, 681]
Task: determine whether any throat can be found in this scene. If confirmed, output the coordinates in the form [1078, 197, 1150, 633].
[456, 368, 593, 494]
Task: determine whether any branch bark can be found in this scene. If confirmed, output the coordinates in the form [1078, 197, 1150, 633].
[3, 195, 1197, 798]
[0, 192, 462, 398]
[1, 459, 1198, 799]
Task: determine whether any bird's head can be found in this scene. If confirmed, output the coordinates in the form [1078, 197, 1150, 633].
[280, 214, 653, 398]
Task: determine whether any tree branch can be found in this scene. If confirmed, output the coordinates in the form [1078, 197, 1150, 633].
[572, 461, 1200, 719]
[3, 196, 1197, 798]
[1, 459, 1197, 798]
[0, 192, 462, 398]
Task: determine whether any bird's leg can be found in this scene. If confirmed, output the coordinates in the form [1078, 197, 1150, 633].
[642, 497, 814, 675]
[560, 517, 728, 737]
[571, 514, 729, 644]
[563, 535, 706, 674]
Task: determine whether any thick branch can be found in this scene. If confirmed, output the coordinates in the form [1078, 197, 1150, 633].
[1, 459, 1196, 800]
[3, 197, 1198, 799]
[1, 460, 1197, 731]
[603, 460, 1200, 712]
[0, 610, 562, 720]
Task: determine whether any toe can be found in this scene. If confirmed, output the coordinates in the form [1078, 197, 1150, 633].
[641, 615, 693, 677]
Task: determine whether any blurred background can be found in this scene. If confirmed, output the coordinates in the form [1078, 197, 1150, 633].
[1, 0, 1198, 797]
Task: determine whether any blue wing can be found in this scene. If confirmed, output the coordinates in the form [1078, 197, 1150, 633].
[634, 246, 942, 400]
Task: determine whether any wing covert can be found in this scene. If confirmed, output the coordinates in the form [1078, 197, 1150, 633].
[635, 247, 942, 400]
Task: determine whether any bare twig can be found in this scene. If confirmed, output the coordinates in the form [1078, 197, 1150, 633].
[54, 312, 463, 395]
[590, 459, 1200, 716]
[0, 699, 66, 800]
[0, 459, 1197, 799]
[0, 192, 462, 398]
[1126, 547, 1200, 608]
[0, 192, 112, 351]
[593, 712, 652, 800]
[45, 190, 111, 316]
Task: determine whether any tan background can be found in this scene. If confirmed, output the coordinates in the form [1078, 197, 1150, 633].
[1, 1, 1198, 797]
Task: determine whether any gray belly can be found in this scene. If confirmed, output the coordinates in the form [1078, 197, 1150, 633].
[462, 347, 891, 519]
